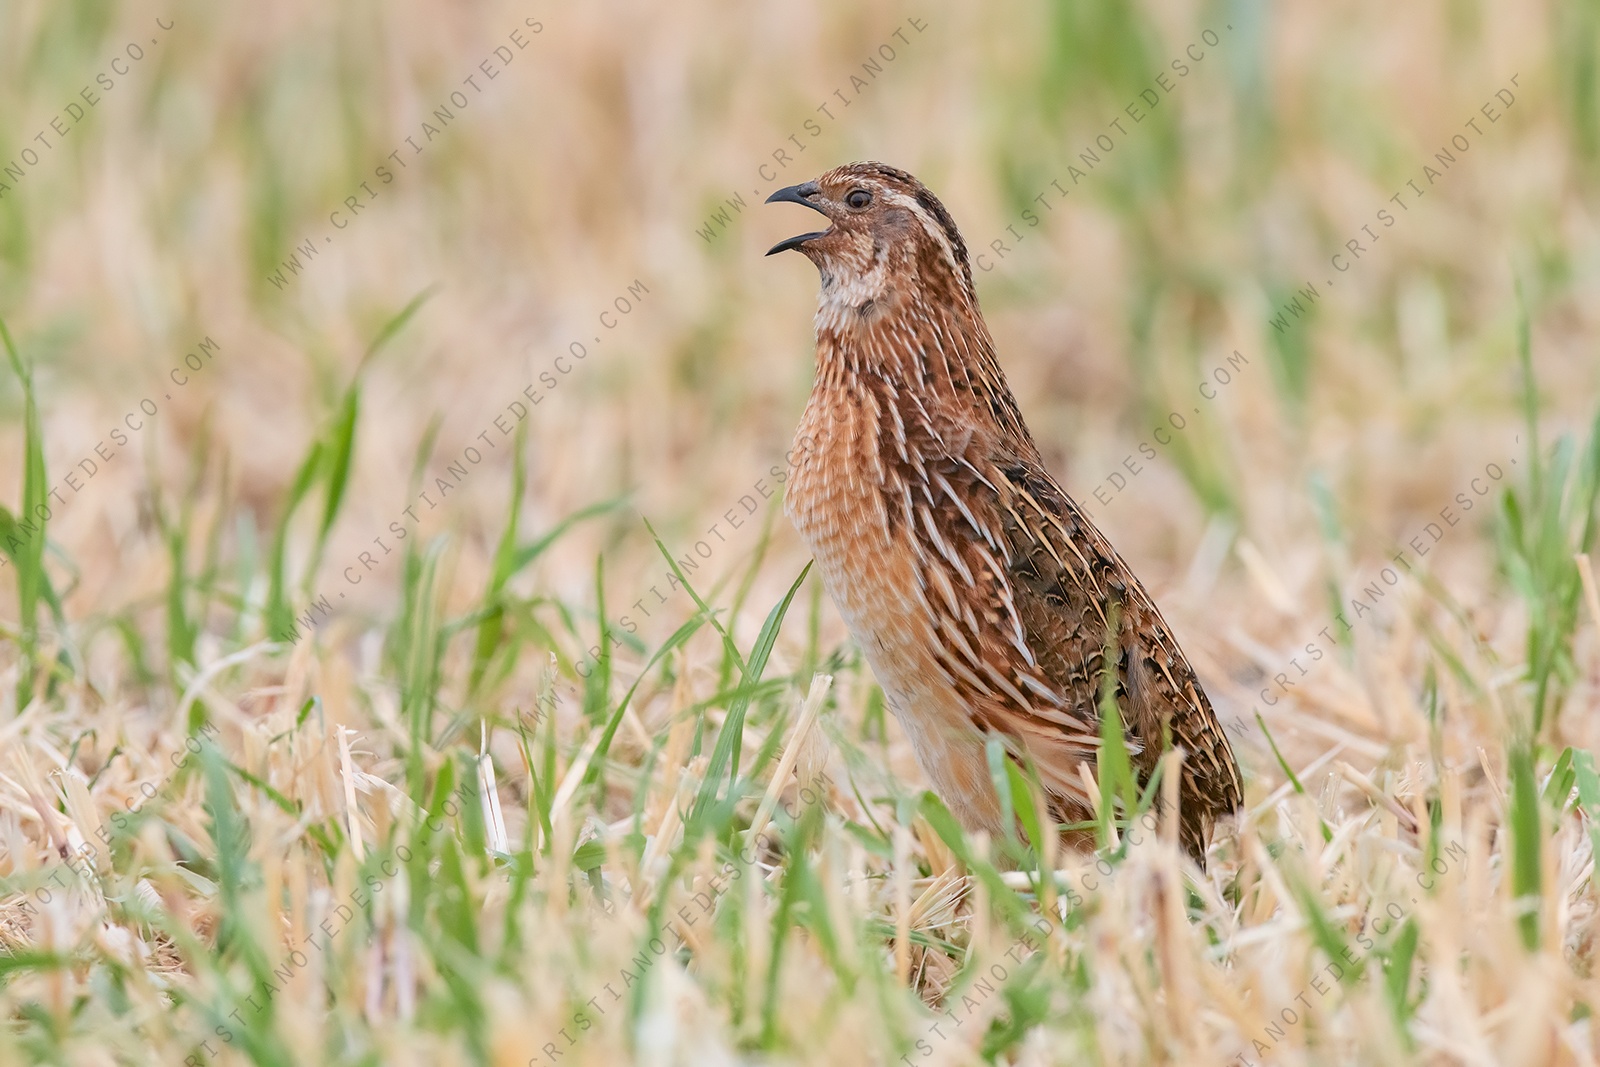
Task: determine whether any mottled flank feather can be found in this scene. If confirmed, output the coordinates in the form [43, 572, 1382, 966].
[773, 161, 1241, 864]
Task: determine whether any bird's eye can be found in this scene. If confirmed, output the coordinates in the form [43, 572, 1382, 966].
[846, 188, 872, 209]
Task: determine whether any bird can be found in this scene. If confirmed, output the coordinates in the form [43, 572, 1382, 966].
[765, 161, 1241, 865]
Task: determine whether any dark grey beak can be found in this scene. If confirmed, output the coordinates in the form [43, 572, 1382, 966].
[765, 182, 830, 256]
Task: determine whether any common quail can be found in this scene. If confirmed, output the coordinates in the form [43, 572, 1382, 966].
[768, 162, 1241, 863]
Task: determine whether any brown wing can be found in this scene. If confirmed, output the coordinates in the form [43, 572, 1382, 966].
[893, 430, 1239, 860]
[885, 438, 1106, 823]
[990, 459, 1243, 859]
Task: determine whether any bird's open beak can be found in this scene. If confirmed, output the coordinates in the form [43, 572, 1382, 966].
[765, 182, 830, 256]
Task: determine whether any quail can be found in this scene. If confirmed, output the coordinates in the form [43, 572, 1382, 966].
[767, 162, 1241, 863]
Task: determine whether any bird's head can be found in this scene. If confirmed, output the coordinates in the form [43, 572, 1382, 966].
[765, 162, 975, 311]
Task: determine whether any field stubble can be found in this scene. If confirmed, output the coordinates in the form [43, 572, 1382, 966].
[2, 0, 1600, 1064]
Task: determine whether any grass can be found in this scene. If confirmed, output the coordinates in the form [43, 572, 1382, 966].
[0, 319, 45, 708]
[3, 1, 1600, 1064]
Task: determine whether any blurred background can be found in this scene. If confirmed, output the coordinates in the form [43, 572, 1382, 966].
[1, 0, 1598, 1062]
[0, 0, 1593, 706]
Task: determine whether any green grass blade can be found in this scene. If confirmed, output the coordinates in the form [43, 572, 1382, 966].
[1571, 750, 1600, 896]
[1508, 742, 1543, 949]
[644, 515, 747, 676]
[688, 561, 811, 825]
[0, 317, 49, 706]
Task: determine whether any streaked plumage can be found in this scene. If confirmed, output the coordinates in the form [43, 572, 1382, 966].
[767, 162, 1240, 863]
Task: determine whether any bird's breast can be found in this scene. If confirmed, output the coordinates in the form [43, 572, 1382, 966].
[785, 380, 918, 643]
[784, 378, 1004, 834]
